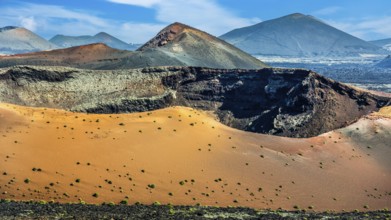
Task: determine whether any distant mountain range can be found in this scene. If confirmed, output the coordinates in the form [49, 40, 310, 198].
[0, 23, 268, 69]
[0, 26, 140, 54]
[370, 38, 391, 51]
[1, 13, 389, 59]
[0, 26, 57, 55]
[49, 32, 141, 51]
[220, 13, 386, 57]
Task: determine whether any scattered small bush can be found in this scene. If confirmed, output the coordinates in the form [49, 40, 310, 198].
[120, 200, 128, 205]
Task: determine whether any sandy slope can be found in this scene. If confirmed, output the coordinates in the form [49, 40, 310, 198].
[0, 103, 390, 211]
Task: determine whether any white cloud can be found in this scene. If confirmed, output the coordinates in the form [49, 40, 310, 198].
[108, 0, 162, 7]
[107, 0, 261, 36]
[20, 16, 37, 31]
[313, 6, 342, 16]
[119, 22, 166, 42]
[326, 16, 391, 40]
[1, 3, 108, 27]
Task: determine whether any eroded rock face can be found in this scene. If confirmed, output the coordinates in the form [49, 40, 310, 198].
[0, 66, 389, 137]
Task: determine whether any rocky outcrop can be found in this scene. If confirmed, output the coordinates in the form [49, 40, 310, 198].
[0, 66, 389, 137]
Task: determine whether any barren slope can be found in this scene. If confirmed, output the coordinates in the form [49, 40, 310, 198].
[0, 103, 390, 211]
[138, 23, 268, 69]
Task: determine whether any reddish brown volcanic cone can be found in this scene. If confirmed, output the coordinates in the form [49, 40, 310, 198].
[138, 22, 220, 50]
[0, 43, 133, 69]
[138, 22, 268, 69]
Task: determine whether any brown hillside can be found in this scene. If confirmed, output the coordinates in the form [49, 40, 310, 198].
[0, 43, 132, 69]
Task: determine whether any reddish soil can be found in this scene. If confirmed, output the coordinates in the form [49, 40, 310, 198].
[0, 103, 390, 211]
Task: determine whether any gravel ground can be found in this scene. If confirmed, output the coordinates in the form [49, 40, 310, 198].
[0, 201, 390, 220]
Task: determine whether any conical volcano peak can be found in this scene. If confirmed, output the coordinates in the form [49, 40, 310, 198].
[165, 22, 191, 31]
[220, 13, 385, 57]
[162, 22, 201, 35]
[95, 32, 111, 38]
[280, 13, 319, 21]
[286, 13, 306, 18]
[137, 22, 199, 50]
[135, 22, 268, 68]
[0, 26, 57, 54]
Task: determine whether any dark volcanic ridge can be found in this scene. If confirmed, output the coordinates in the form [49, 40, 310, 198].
[0, 23, 268, 70]
[220, 13, 386, 57]
[0, 65, 389, 138]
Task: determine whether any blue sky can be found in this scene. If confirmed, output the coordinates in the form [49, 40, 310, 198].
[0, 0, 390, 43]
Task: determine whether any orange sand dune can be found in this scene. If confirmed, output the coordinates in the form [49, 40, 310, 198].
[0, 103, 390, 211]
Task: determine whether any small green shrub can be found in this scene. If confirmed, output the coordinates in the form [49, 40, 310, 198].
[120, 200, 128, 205]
